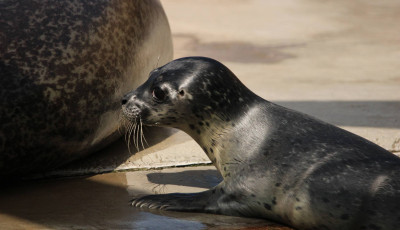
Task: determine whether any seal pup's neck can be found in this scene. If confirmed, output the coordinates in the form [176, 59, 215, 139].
[180, 95, 270, 178]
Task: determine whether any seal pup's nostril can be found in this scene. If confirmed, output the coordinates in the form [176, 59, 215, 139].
[121, 94, 134, 105]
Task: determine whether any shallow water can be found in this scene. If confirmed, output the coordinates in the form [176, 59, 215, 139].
[0, 167, 291, 230]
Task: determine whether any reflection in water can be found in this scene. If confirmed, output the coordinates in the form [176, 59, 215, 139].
[131, 212, 205, 229]
[0, 168, 287, 229]
[0, 173, 140, 229]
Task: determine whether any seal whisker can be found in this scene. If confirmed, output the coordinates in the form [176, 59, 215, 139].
[140, 118, 146, 150]
[137, 121, 141, 151]
[124, 121, 129, 153]
[139, 118, 143, 150]
[134, 119, 140, 152]
[117, 111, 125, 136]
[129, 121, 136, 143]
[126, 121, 135, 155]
[142, 124, 149, 147]
[125, 119, 133, 143]
[121, 119, 128, 137]
[126, 131, 132, 155]
[124, 120, 130, 144]
[131, 119, 137, 152]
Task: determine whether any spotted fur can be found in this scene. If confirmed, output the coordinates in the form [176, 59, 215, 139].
[0, 0, 173, 176]
[122, 57, 400, 230]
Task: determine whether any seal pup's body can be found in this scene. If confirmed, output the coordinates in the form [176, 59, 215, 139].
[122, 57, 400, 230]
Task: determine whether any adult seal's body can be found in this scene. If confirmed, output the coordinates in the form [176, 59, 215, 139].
[0, 0, 173, 177]
[122, 57, 400, 230]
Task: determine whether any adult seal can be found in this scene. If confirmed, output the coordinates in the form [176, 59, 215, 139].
[0, 0, 173, 177]
[122, 57, 400, 230]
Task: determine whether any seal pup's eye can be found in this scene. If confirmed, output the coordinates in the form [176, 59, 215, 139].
[152, 87, 166, 101]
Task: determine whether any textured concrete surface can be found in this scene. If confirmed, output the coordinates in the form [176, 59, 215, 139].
[2, 0, 400, 229]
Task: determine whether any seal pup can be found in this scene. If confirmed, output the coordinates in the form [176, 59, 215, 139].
[121, 57, 400, 230]
[0, 0, 172, 177]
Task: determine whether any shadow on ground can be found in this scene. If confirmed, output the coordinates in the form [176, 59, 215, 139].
[174, 33, 302, 64]
[274, 100, 400, 128]
[147, 169, 222, 189]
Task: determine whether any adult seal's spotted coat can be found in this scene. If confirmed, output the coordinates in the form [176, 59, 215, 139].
[0, 0, 173, 177]
[122, 57, 400, 230]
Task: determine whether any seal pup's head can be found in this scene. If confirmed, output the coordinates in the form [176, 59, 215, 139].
[121, 57, 256, 132]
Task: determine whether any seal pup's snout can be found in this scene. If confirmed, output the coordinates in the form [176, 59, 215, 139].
[124, 104, 141, 118]
[121, 93, 142, 120]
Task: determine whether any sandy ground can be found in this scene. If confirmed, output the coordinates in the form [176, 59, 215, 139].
[1, 0, 400, 229]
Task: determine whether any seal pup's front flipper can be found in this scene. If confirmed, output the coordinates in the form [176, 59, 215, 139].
[131, 187, 221, 213]
[131, 183, 252, 216]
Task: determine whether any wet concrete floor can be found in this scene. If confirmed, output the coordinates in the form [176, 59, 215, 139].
[0, 166, 292, 230]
